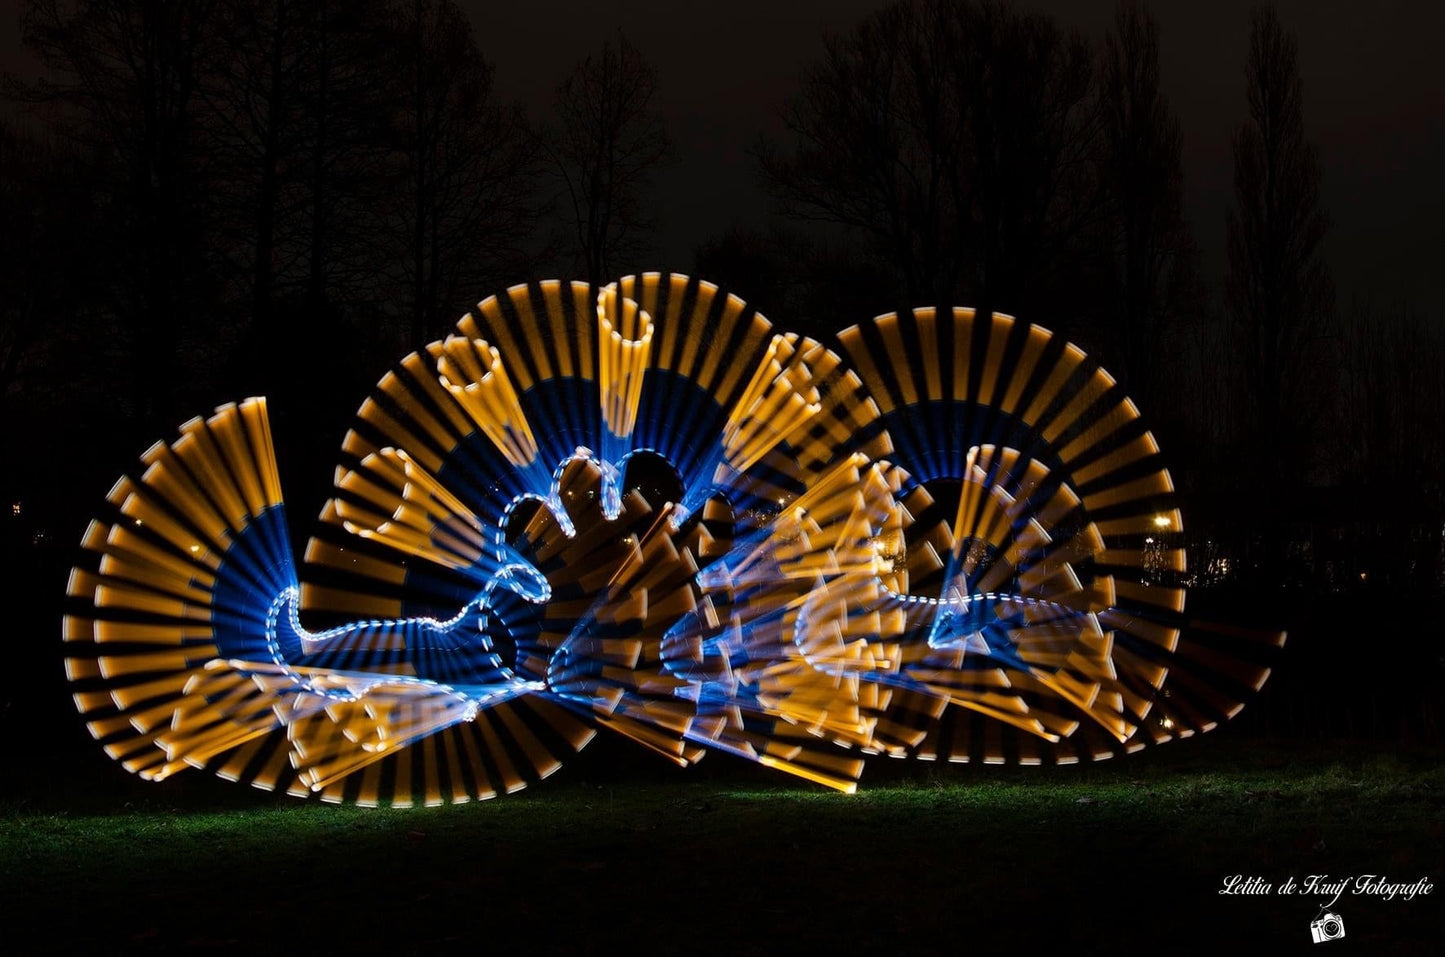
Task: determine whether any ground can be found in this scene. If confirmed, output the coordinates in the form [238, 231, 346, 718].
[2, 736, 1441, 954]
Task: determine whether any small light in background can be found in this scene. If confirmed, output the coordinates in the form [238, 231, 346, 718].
[1153, 514, 1171, 529]
[10, 502, 19, 517]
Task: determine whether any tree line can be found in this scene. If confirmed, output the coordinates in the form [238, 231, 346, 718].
[1, 0, 668, 444]
[716, 1, 1443, 596]
[2, 0, 1442, 598]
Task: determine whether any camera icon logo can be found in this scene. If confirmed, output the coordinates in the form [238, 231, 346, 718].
[1310, 911, 1346, 943]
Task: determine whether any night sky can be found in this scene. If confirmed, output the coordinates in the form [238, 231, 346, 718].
[460, 0, 1445, 308]
[4, 0, 1439, 306]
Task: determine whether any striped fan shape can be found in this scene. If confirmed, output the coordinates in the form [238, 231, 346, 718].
[64, 276, 1283, 803]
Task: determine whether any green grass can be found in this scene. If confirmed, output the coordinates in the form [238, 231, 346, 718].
[2, 741, 1443, 954]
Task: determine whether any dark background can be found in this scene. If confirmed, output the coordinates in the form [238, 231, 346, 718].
[1, 4, 1442, 955]
[11, 1, 1435, 302]
[0, 0, 1440, 811]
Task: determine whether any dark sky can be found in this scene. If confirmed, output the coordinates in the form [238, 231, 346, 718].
[4, 0, 1441, 310]
[466, 0, 1445, 311]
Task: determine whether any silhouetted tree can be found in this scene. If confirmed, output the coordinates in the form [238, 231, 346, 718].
[199, 0, 318, 352]
[17, 0, 219, 431]
[302, 0, 397, 310]
[176, 0, 402, 482]
[761, 0, 1098, 318]
[959, 1, 1098, 319]
[759, 1, 956, 304]
[0, 122, 47, 414]
[1226, 5, 1334, 483]
[198, 0, 402, 338]
[549, 32, 671, 286]
[388, 0, 547, 347]
[1322, 298, 1445, 596]
[1337, 299, 1445, 499]
[1099, 1, 1197, 404]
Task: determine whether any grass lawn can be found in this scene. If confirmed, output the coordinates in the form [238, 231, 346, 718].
[2, 738, 1442, 954]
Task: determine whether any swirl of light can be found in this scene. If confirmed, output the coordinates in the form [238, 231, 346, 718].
[63, 276, 1283, 804]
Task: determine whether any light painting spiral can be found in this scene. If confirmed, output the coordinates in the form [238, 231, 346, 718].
[63, 274, 1285, 804]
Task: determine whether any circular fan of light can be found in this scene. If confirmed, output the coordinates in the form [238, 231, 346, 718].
[63, 276, 1283, 804]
